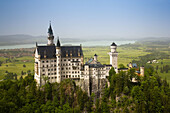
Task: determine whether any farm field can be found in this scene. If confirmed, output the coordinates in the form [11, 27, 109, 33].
[151, 59, 170, 83]
[0, 56, 34, 80]
[0, 45, 150, 80]
[0, 43, 169, 83]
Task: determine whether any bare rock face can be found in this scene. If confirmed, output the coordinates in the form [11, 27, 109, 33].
[79, 77, 108, 98]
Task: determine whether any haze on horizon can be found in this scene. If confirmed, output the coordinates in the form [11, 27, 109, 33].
[0, 0, 170, 39]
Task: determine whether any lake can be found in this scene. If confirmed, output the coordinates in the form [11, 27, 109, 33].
[0, 40, 135, 49]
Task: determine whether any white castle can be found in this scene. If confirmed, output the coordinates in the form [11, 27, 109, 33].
[34, 23, 118, 95]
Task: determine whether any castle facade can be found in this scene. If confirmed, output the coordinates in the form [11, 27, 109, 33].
[34, 23, 118, 95]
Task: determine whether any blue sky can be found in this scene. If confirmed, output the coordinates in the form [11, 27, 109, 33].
[0, 0, 170, 39]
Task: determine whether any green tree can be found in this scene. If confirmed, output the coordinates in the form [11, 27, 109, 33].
[108, 67, 116, 82]
[119, 64, 126, 69]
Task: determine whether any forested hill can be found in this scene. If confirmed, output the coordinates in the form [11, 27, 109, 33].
[0, 34, 84, 46]
[0, 68, 170, 113]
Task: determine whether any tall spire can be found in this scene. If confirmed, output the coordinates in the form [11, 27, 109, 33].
[48, 21, 53, 36]
[57, 36, 61, 47]
[47, 21, 54, 45]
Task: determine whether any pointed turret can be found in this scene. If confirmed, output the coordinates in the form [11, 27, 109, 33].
[36, 42, 38, 47]
[48, 22, 53, 37]
[94, 54, 97, 61]
[57, 36, 61, 47]
[47, 21, 54, 46]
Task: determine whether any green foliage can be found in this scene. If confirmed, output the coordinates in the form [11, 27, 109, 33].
[119, 64, 126, 69]
[108, 67, 116, 82]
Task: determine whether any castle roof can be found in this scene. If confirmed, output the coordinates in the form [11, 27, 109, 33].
[89, 64, 104, 68]
[111, 42, 117, 46]
[37, 45, 56, 59]
[85, 58, 104, 68]
[36, 45, 83, 59]
[61, 46, 83, 57]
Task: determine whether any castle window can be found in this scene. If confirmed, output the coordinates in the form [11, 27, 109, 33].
[42, 70, 45, 72]
[51, 60, 53, 62]
[78, 71, 79, 73]
[46, 60, 48, 63]
[78, 75, 80, 77]
[43, 65, 44, 67]
[63, 64, 65, 66]
[54, 72, 56, 74]
[48, 69, 50, 71]
[42, 74, 45, 75]
[68, 59, 70, 61]
[62, 68, 64, 70]
[54, 60, 56, 62]
[42, 61, 44, 63]
[72, 71, 74, 74]
[75, 75, 77, 77]
[55, 77, 57, 79]
[64, 59, 66, 61]
[77, 59, 79, 61]
[54, 68, 56, 71]
[48, 77, 50, 79]
[69, 75, 71, 78]
[72, 75, 74, 78]
[51, 69, 53, 71]
[48, 73, 50, 75]
[51, 64, 53, 67]
[47, 65, 48, 67]
[52, 77, 53, 79]
[54, 64, 56, 67]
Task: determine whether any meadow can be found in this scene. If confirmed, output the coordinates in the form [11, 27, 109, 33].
[0, 43, 169, 83]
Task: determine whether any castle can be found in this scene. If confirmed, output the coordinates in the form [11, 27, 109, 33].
[34, 23, 118, 95]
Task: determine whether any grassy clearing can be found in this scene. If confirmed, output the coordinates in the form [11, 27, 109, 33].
[0, 44, 169, 83]
[0, 56, 34, 79]
[0, 57, 7, 62]
[151, 59, 170, 83]
[83, 46, 150, 67]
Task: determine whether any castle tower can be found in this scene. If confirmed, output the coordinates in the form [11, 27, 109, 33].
[108, 42, 118, 73]
[140, 66, 144, 77]
[47, 22, 54, 45]
[56, 37, 61, 83]
[94, 54, 97, 62]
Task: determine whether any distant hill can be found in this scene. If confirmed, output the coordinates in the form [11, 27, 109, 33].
[0, 34, 85, 46]
[137, 37, 170, 45]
